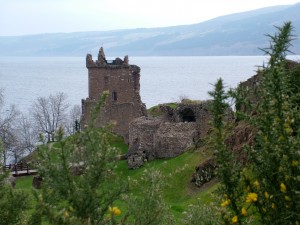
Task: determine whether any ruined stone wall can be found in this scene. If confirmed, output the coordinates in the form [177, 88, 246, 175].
[127, 118, 198, 169]
[154, 122, 198, 158]
[127, 101, 218, 169]
[160, 101, 213, 138]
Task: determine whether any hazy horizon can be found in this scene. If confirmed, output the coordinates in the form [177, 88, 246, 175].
[1, 0, 300, 36]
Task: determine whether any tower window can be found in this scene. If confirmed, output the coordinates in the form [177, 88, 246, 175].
[112, 91, 117, 101]
[104, 76, 109, 86]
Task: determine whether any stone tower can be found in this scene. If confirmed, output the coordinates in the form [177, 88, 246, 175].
[81, 47, 147, 142]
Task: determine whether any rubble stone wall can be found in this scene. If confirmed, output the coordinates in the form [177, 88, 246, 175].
[127, 101, 220, 169]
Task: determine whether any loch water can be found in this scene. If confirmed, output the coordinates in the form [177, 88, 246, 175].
[1, 56, 300, 112]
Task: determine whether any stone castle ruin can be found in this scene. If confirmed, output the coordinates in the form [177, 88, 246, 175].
[81, 47, 147, 142]
[81, 48, 226, 169]
[127, 101, 215, 169]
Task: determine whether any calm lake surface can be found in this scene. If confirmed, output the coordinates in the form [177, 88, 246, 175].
[1, 56, 300, 112]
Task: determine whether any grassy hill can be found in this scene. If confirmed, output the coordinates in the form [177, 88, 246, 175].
[16, 135, 217, 223]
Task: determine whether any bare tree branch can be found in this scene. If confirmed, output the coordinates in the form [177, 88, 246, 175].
[31, 92, 69, 142]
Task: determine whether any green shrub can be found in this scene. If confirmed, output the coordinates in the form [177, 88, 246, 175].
[29, 93, 128, 225]
[210, 22, 300, 224]
[0, 141, 30, 225]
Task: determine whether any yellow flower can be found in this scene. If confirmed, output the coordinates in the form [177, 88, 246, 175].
[109, 206, 121, 216]
[285, 195, 291, 201]
[280, 183, 287, 193]
[221, 199, 231, 207]
[241, 207, 248, 217]
[264, 191, 269, 199]
[246, 192, 258, 203]
[231, 215, 238, 223]
[272, 203, 276, 209]
[253, 180, 260, 188]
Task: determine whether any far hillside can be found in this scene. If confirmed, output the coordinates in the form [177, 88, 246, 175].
[0, 3, 300, 56]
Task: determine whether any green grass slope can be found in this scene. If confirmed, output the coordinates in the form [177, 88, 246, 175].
[16, 135, 217, 223]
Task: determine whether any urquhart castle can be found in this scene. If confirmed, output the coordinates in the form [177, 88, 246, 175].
[81, 47, 222, 169]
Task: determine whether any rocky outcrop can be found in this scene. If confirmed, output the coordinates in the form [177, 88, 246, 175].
[191, 158, 216, 187]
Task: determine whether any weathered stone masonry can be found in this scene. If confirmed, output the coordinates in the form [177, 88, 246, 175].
[127, 101, 215, 169]
[81, 47, 147, 142]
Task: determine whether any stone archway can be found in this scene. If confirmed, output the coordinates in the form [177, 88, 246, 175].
[180, 108, 196, 122]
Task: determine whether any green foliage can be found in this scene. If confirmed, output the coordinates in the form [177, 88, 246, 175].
[15, 134, 214, 224]
[208, 79, 243, 224]
[180, 99, 201, 105]
[0, 140, 30, 225]
[147, 105, 162, 117]
[124, 169, 175, 225]
[147, 102, 178, 117]
[30, 93, 128, 225]
[115, 147, 214, 222]
[246, 21, 300, 224]
[210, 21, 300, 224]
[181, 200, 220, 225]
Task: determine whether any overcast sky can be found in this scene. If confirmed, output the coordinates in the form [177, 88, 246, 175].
[0, 0, 299, 36]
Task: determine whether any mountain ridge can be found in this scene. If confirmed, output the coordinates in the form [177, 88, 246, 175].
[1, 3, 299, 56]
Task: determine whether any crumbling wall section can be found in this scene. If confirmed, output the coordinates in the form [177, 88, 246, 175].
[127, 101, 217, 169]
[127, 118, 199, 169]
[154, 122, 198, 158]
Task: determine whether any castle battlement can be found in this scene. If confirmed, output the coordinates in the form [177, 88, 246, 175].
[86, 47, 130, 68]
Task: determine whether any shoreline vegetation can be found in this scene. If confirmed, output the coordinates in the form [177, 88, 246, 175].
[1, 21, 300, 224]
